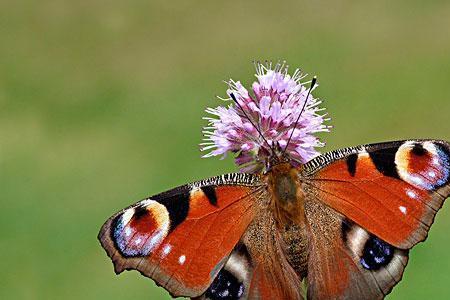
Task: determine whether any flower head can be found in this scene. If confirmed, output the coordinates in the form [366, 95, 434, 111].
[201, 61, 331, 173]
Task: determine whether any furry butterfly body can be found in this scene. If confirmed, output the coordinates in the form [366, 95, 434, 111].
[98, 139, 450, 300]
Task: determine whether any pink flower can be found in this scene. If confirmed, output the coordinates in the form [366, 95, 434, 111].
[201, 61, 331, 173]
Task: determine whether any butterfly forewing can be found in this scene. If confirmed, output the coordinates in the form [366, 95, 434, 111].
[98, 173, 264, 298]
[302, 139, 450, 249]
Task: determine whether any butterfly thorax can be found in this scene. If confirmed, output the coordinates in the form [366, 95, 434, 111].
[265, 162, 306, 228]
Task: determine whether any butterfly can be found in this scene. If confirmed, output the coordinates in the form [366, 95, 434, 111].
[98, 138, 450, 299]
[98, 65, 449, 299]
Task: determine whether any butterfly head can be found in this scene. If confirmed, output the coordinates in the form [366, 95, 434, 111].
[264, 141, 292, 172]
[201, 61, 331, 173]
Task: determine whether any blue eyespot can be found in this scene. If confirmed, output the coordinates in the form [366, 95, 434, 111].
[360, 236, 394, 271]
[205, 269, 244, 300]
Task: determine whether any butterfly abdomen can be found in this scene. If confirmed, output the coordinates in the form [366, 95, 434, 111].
[282, 223, 309, 279]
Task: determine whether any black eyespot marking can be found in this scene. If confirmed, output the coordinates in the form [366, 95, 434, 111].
[111, 214, 123, 253]
[360, 236, 394, 271]
[205, 269, 244, 300]
[346, 154, 358, 177]
[152, 189, 190, 232]
[368, 146, 401, 179]
[133, 205, 148, 219]
[201, 186, 218, 206]
[411, 143, 427, 156]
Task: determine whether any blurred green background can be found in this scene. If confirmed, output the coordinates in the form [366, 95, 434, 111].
[1, 0, 449, 299]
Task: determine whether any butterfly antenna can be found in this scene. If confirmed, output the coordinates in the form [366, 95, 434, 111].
[229, 93, 274, 153]
[283, 76, 317, 154]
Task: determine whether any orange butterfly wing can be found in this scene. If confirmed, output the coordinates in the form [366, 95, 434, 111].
[98, 173, 264, 298]
[303, 140, 450, 249]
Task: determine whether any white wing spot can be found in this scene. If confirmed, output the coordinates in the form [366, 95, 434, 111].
[221, 290, 230, 297]
[358, 151, 370, 158]
[406, 189, 417, 199]
[190, 186, 201, 195]
[399, 206, 407, 215]
[161, 244, 172, 258]
[410, 175, 425, 186]
[433, 157, 440, 165]
[179, 255, 186, 265]
[135, 237, 142, 245]
[428, 171, 436, 178]
[125, 227, 132, 237]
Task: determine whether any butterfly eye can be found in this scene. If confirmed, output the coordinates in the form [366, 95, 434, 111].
[360, 236, 394, 271]
[205, 269, 245, 300]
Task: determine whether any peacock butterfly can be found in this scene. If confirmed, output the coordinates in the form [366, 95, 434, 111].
[98, 62, 449, 299]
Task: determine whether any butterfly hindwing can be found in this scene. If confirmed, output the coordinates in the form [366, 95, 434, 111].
[302, 139, 450, 249]
[196, 243, 252, 300]
[198, 238, 304, 300]
[98, 173, 264, 298]
[304, 197, 409, 300]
